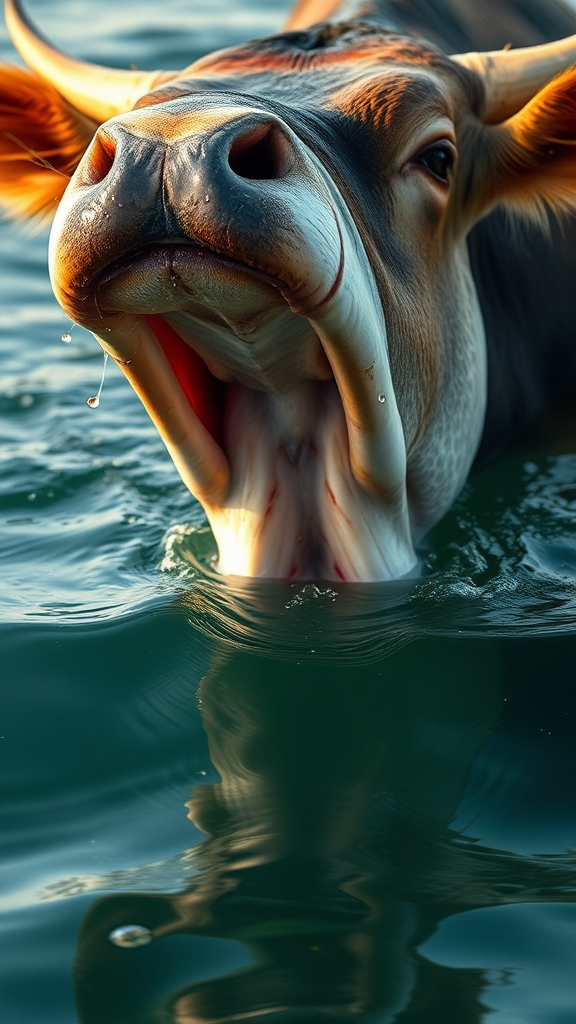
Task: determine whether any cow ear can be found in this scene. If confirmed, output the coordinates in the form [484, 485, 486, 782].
[469, 67, 576, 227]
[0, 65, 97, 224]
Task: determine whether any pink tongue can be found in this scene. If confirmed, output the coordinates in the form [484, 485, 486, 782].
[146, 314, 225, 445]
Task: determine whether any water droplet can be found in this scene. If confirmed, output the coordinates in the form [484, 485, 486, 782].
[87, 351, 109, 409]
[61, 333, 72, 344]
[378, 393, 386, 403]
[108, 925, 153, 949]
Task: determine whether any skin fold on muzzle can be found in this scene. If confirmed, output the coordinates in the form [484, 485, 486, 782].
[49, 98, 414, 581]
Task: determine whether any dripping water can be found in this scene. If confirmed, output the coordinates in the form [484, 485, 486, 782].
[87, 352, 109, 409]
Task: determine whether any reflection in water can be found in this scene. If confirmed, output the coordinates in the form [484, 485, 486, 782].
[72, 618, 574, 1023]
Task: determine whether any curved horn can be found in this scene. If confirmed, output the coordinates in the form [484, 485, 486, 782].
[452, 34, 576, 124]
[5, 0, 167, 123]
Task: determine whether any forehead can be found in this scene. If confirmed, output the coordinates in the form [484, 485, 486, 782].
[138, 24, 465, 124]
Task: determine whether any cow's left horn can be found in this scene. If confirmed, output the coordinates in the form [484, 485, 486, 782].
[5, 0, 167, 123]
[452, 33, 576, 123]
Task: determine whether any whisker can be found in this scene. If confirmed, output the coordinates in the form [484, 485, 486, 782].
[3, 132, 71, 178]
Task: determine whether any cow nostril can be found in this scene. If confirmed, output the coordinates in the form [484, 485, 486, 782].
[82, 132, 116, 187]
[228, 122, 294, 181]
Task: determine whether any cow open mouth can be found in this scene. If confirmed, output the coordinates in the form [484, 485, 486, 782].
[89, 242, 353, 578]
[49, 111, 415, 581]
[83, 248, 414, 580]
[94, 239, 337, 480]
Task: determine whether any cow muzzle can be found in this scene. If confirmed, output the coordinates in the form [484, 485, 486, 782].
[49, 98, 342, 333]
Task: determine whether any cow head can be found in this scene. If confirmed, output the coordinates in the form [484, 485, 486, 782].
[2, 0, 576, 580]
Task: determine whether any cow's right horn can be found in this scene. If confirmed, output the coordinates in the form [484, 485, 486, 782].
[5, 0, 170, 123]
[452, 33, 576, 124]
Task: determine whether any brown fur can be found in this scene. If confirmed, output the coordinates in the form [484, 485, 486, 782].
[330, 69, 452, 136]
[192, 34, 431, 76]
[0, 64, 96, 223]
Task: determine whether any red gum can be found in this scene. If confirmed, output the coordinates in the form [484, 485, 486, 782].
[147, 314, 224, 445]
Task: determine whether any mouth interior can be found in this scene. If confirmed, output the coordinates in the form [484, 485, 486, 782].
[147, 313, 225, 445]
[142, 306, 350, 580]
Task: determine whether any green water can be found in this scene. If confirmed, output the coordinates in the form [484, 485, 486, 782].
[1, 3, 575, 1022]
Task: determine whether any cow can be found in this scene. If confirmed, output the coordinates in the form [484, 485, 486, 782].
[1, 0, 576, 581]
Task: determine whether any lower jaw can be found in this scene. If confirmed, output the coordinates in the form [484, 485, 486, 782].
[208, 381, 353, 581]
[151, 319, 414, 582]
[88, 311, 416, 583]
[208, 463, 417, 583]
[151, 317, 350, 579]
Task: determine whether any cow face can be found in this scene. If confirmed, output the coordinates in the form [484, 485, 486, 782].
[3, 10, 576, 580]
[48, 28, 488, 582]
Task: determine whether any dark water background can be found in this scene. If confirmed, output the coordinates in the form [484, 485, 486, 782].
[1, 2, 575, 1022]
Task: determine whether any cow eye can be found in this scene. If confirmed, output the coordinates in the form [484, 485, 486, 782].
[414, 144, 454, 183]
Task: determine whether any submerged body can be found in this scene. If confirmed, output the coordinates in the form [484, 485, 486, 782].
[1, 0, 576, 579]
